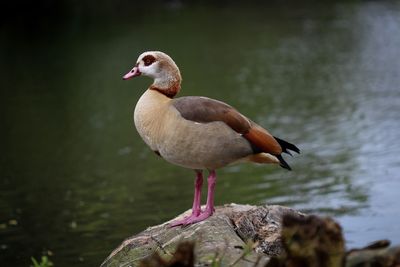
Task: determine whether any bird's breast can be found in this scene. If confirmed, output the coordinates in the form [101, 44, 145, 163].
[134, 89, 170, 151]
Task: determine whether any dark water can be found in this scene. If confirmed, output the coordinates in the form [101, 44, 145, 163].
[1, 1, 400, 266]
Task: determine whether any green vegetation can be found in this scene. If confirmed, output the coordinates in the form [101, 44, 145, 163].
[31, 256, 53, 267]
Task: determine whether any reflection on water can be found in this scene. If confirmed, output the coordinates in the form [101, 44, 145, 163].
[1, 1, 400, 266]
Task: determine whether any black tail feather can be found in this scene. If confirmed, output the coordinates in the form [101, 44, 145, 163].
[273, 136, 299, 171]
[276, 155, 292, 171]
[273, 136, 300, 155]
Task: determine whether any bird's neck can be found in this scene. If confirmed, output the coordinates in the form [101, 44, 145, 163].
[150, 70, 181, 98]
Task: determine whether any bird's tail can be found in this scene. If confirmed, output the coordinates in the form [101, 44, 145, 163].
[273, 136, 300, 170]
[276, 155, 292, 170]
[273, 136, 300, 156]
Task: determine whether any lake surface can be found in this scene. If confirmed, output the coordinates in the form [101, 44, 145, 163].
[1, 1, 400, 266]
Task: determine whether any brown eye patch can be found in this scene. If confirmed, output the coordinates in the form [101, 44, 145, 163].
[143, 55, 156, 66]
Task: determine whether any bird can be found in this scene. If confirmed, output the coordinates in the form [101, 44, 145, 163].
[122, 51, 300, 226]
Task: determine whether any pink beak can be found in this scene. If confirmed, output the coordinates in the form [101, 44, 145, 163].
[123, 66, 141, 80]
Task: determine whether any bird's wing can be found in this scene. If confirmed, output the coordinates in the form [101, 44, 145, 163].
[172, 96, 282, 155]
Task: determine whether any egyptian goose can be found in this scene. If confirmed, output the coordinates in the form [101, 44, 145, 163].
[123, 51, 300, 226]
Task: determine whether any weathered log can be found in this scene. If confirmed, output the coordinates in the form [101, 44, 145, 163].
[100, 204, 305, 267]
[100, 204, 400, 267]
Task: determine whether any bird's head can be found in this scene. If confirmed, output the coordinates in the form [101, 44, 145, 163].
[123, 51, 182, 98]
[123, 51, 180, 80]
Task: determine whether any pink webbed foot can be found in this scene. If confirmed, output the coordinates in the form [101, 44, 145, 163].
[181, 209, 214, 225]
[169, 212, 200, 227]
[169, 208, 214, 227]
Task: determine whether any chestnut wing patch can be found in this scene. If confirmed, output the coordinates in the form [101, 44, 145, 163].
[172, 96, 250, 133]
[172, 96, 282, 155]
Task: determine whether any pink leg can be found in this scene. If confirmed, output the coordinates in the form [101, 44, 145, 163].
[182, 170, 216, 225]
[170, 170, 203, 227]
[191, 170, 203, 216]
[204, 170, 216, 213]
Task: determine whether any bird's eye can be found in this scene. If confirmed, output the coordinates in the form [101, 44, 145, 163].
[143, 55, 156, 66]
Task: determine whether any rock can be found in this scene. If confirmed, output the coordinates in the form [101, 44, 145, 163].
[100, 204, 305, 267]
